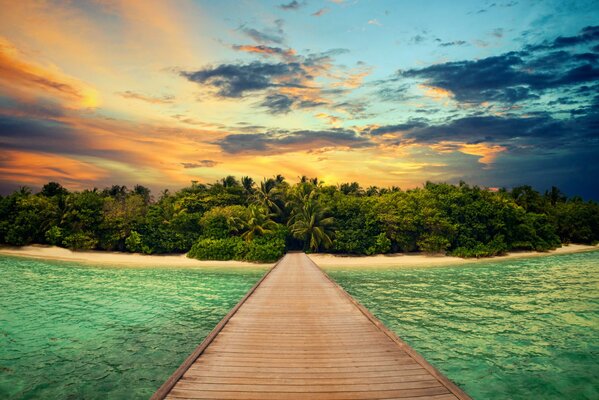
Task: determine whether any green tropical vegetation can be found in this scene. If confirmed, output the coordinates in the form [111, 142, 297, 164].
[0, 178, 598, 262]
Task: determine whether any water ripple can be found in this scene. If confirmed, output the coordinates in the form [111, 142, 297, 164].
[0, 256, 266, 399]
[327, 251, 599, 400]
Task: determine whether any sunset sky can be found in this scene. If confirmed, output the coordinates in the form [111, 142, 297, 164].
[0, 0, 597, 198]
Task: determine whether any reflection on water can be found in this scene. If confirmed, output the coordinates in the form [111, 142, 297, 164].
[0, 257, 266, 399]
[326, 251, 599, 400]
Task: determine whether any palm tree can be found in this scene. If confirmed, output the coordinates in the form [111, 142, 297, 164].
[274, 174, 286, 185]
[17, 186, 32, 197]
[104, 185, 128, 199]
[221, 175, 240, 188]
[253, 178, 283, 215]
[545, 186, 566, 206]
[285, 181, 317, 212]
[241, 176, 255, 195]
[339, 182, 363, 196]
[231, 205, 278, 242]
[288, 199, 334, 252]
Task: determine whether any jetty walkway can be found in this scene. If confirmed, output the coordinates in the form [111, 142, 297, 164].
[152, 253, 470, 400]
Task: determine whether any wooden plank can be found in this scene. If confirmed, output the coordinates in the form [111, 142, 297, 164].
[153, 253, 470, 400]
[179, 374, 436, 385]
[166, 386, 450, 399]
[309, 256, 471, 400]
[175, 380, 443, 391]
[184, 368, 430, 379]
[149, 257, 282, 400]
[184, 363, 426, 375]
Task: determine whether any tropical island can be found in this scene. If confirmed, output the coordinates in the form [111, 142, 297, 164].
[2, 177, 597, 263]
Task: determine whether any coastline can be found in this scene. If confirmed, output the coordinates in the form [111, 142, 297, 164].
[1, 243, 597, 269]
[0, 245, 274, 268]
[309, 244, 599, 268]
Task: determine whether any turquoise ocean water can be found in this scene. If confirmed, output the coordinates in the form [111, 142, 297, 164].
[326, 251, 599, 399]
[1, 251, 598, 399]
[0, 256, 266, 399]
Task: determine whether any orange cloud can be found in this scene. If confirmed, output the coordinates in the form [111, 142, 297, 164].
[278, 86, 331, 107]
[314, 113, 342, 127]
[418, 84, 454, 101]
[331, 67, 372, 89]
[117, 91, 174, 104]
[430, 141, 507, 165]
[457, 142, 507, 164]
[0, 150, 107, 188]
[0, 37, 99, 109]
[233, 45, 296, 59]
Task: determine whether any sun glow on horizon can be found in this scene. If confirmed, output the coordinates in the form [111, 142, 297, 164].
[0, 0, 597, 198]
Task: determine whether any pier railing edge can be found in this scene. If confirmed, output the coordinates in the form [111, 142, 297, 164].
[149, 254, 286, 400]
[306, 253, 472, 400]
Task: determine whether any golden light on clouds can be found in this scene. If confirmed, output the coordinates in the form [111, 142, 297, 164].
[0, 150, 107, 187]
[0, 37, 100, 109]
[2, 0, 558, 195]
[430, 141, 507, 165]
[418, 84, 454, 101]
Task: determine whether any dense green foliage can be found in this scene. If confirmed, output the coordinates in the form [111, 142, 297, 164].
[1, 178, 597, 261]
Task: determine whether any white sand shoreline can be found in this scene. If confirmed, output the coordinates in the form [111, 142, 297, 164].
[309, 244, 599, 268]
[0, 244, 597, 269]
[0, 245, 273, 268]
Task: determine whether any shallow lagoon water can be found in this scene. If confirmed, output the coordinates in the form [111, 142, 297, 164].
[326, 251, 599, 399]
[1, 252, 598, 399]
[0, 256, 266, 399]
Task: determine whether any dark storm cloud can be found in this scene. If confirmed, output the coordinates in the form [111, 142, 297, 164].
[180, 62, 304, 97]
[216, 129, 373, 154]
[408, 115, 554, 143]
[0, 115, 74, 142]
[279, 1, 305, 10]
[260, 93, 295, 114]
[311, 8, 330, 17]
[401, 49, 598, 103]
[241, 28, 284, 45]
[259, 92, 326, 114]
[396, 26, 599, 104]
[0, 97, 65, 119]
[368, 121, 428, 136]
[181, 160, 219, 168]
[439, 40, 467, 47]
[182, 49, 351, 113]
[410, 34, 426, 44]
[0, 116, 128, 159]
[491, 28, 504, 38]
[528, 25, 599, 50]
[238, 20, 286, 45]
[371, 110, 599, 150]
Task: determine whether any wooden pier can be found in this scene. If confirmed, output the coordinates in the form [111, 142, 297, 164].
[152, 253, 471, 400]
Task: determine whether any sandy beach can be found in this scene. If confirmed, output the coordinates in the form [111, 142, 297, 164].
[309, 244, 599, 268]
[0, 245, 274, 268]
[1, 243, 597, 269]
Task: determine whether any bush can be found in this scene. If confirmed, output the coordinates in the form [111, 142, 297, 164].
[366, 233, 391, 255]
[62, 232, 98, 250]
[418, 234, 451, 254]
[244, 237, 286, 262]
[187, 237, 244, 260]
[451, 235, 508, 258]
[125, 231, 149, 253]
[45, 226, 63, 245]
[187, 228, 287, 263]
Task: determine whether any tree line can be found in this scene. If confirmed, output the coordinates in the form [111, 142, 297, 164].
[0, 177, 597, 262]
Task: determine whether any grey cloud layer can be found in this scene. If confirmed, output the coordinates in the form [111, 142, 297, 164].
[400, 25, 599, 104]
[181, 62, 304, 97]
[216, 129, 373, 154]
